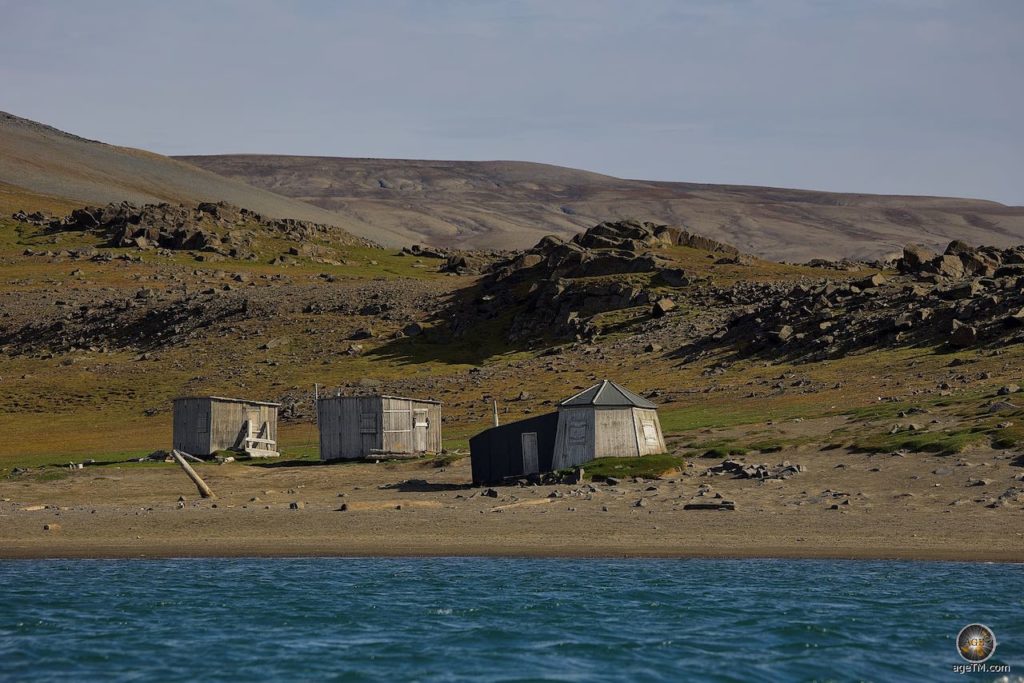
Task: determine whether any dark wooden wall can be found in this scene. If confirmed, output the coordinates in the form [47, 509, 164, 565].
[470, 412, 559, 484]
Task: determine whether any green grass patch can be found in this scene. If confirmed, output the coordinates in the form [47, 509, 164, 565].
[744, 440, 786, 453]
[992, 422, 1024, 449]
[658, 401, 820, 433]
[850, 427, 989, 456]
[582, 453, 685, 481]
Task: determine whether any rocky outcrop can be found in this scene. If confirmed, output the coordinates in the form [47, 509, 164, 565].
[711, 240, 1024, 361]
[898, 240, 1020, 279]
[38, 201, 377, 259]
[446, 219, 735, 342]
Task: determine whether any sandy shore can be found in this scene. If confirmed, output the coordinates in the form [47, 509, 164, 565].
[2, 448, 1023, 562]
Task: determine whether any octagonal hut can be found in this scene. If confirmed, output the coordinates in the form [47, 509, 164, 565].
[470, 379, 665, 484]
[550, 380, 665, 470]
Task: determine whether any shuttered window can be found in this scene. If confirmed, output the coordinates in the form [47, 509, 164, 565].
[642, 421, 659, 445]
[359, 413, 375, 433]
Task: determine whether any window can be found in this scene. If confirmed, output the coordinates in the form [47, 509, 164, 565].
[568, 423, 587, 443]
[198, 413, 209, 434]
[359, 413, 376, 433]
[642, 421, 659, 446]
[414, 409, 429, 428]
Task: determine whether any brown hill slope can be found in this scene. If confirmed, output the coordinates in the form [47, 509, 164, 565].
[178, 154, 1024, 260]
[0, 112, 407, 245]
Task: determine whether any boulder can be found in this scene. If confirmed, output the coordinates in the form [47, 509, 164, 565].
[945, 240, 974, 256]
[658, 268, 690, 287]
[651, 298, 676, 318]
[443, 253, 488, 275]
[960, 251, 999, 277]
[676, 230, 739, 255]
[856, 273, 887, 289]
[949, 320, 977, 348]
[933, 254, 966, 279]
[902, 244, 936, 270]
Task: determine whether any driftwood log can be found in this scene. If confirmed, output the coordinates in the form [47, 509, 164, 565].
[170, 449, 216, 499]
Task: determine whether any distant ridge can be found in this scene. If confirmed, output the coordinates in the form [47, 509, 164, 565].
[0, 112, 408, 246]
[0, 111, 1021, 259]
[179, 153, 1024, 260]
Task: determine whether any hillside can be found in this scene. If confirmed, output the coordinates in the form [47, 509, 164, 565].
[0, 112, 407, 246]
[2, 205, 1023, 559]
[3, 109, 1021, 261]
[178, 154, 1024, 260]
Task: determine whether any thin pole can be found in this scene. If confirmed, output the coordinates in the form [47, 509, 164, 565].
[492, 400, 499, 427]
[171, 449, 215, 499]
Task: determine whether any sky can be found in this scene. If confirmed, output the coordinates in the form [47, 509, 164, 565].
[1, 0, 1022, 204]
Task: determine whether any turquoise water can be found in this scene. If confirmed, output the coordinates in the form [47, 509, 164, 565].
[0, 558, 1021, 682]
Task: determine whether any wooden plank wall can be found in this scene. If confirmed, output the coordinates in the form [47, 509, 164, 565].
[318, 396, 441, 460]
[632, 407, 666, 455]
[209, 401, 279, 453]
[172, 398, 212, 456]
[318, 396, 382, 460]
[552, 406, 666, 465]
[594, 406, 641, 459]
[470, 412, 558, 484]
[381, 396, 413, 453]
[381, 397, 442, 455]
[551, 406, 596, 470]
[173, 399, 278, 456]
[426, 402, 443, 453]
[209, 401, 247, 452]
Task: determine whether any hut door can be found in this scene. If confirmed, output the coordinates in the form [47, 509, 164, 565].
[246, 408, 262, 439]
[521, 433, 539, 474]
[359, 413, 377, 456]
[413, 409, 429, 451]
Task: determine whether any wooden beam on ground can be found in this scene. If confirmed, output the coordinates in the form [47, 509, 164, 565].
[170, 449, 216, 499]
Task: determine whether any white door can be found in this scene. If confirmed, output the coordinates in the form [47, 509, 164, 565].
[521, 432, 539, 474]
[413, 409, 429, 451]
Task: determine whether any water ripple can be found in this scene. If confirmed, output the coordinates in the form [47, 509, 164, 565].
[0, 558, 1020, 682]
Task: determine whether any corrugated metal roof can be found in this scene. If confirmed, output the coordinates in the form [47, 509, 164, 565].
[173, 396, 282, 407]
[558, 380, 656, 409]
[318, 394, 442, 405]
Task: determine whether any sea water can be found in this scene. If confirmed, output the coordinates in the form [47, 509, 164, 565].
[0, 558, 1020, 682]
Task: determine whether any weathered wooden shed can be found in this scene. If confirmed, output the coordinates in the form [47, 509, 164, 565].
[172, 396, 280, 458]
[470, 412, 559, 484]
[550, 380, 665, 470]
[317, 394, 442, 461]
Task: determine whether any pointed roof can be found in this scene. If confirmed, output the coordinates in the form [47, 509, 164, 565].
[558, 380, 656, 409]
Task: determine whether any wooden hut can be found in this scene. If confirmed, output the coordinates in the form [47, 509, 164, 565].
[470, 412, 559, 484]
[550, 380, 665, 470]
[317, 394, 442, 461]
[172, 396, 280, 458]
